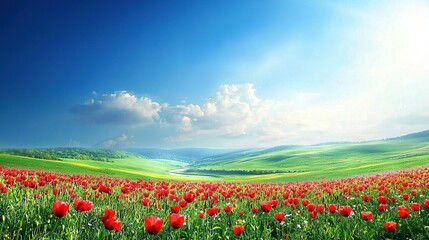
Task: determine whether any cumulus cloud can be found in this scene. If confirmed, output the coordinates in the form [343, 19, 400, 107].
[71, 1, 429, 147]
[161, 83, 274, 137]
[74, 84, 277, 146]
[94, 134, 132, 149]
[161, 104, 204, 131]
[71, 91, 161, 126]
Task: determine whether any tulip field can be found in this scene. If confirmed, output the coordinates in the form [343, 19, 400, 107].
[2, 167, 429, 239]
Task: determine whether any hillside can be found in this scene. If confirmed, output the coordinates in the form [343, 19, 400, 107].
[184, 130, 429, 181]
[0, 130, 429, 182]
[126, 148, 242, 163]
[395, 129, 429, 139]
[0, 154, 188, 180]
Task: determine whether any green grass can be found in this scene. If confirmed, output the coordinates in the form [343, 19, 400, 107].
[1, 134, 429, 182]
[188, 138, 429, 182]
[0, 154, 188, 180]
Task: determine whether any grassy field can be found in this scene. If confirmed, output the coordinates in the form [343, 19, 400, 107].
[1, 132, 429, 182]
[0, 154, 189, 180]
[187, 136, 429, 182]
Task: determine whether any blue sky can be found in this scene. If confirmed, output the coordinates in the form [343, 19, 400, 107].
[1, 0, 429, 148]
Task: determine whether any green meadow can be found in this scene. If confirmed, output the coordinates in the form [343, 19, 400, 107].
[187, 137, 429, 182]
[0, 154, 188, 181]
[1, 132, 429, 182]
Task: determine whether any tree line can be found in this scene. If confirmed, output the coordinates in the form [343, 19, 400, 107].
[0, 148, 129, 162]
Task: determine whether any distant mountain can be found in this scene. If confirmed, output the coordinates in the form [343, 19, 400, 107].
[127, 130, 429, 164]
[395, 130, 429, 140]
[189, 129, 429, 167]
[126, 148, 241, 163]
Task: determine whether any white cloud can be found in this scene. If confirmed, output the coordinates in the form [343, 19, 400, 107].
[218, 0, 429, 146]
[161, 83, 274, 138]
[72, 1, 429, 147]
[161, 104, 204, 131]
[94, 134, 132, 149]
[72, 91, 161, 126]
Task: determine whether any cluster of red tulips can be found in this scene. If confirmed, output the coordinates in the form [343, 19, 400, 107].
[1, 166, 429, 239]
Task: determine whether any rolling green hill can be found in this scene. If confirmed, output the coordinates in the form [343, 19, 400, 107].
[0, 153, 188, 180]
[1, 130, 429, 182]
[185, 130, 429, 181]
[126, 147, 242, 163]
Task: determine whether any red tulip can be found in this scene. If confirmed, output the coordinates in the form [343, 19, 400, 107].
[310, 211, 317, 219]
[169, 213, 185, 229]
[100, 208, 116, 222]
[199, 210, 204, 218]
[170, 205, 180, 213]
[290, 198, 299, 205]
[207, 207, 219, 216]
[361, 211, 372, 221]
[377, 204, 388, 211]
[98, 185, 112, 195]
[145, 216, 164, 235]
[120, 185, 131, 194]
[271, 200, 278, 208]
[239, 211, 245, 216]
[260, 201, 272, 212]
[141, 198, 152, 207]
[328, 204, 337, 213]
[306, 204, 316, 212]
[251, 207, 259, 214]
[316, 204, 325, 213]
[73, 199, 93, 212]
[361, 195, 371, 202]
[103, 217, 122, 232]
[224, 205, 232, 213]
[402, 193, 409, 201]
[377, 196, 388, 204]
[424, 199, 429, 209]
[233, 225, 244, 236]
[52, 200, 69, 218]
[302, 199, 309, 206]
[410, 202, 420, 211]
[283, 192, 289, 199]
[179, 200, 187, 208]
[53, 188, 60, 195]
[398, 205, 410, 218]
[384, 221, 397, 232]
[339, 205, 352, 217]
[184, 191, 195, 203]
[274, 212, 284, 222]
